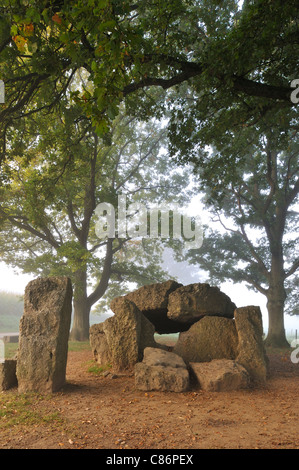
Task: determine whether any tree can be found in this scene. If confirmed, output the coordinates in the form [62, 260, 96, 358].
[186, 131, 299, 347]
[0, 1, 297, 345]
[0, 0, 297, 164]
[0, 101, 193, 340]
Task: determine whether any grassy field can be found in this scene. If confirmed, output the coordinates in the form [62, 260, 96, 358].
[2, 340, 91, 359]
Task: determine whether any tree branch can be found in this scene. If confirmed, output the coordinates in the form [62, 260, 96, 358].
[285, 258, 299, 279]
[87, 238, 113, 307]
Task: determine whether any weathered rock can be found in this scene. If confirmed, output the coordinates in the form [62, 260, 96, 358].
[89, 323, 111, 365]
[135, 347, 189, 392]
[0, 359, 18, 391]
[102, 297, 156, 371]
[189, 359, 250, 392]
[16, 277, 73, 393]
[123, 280, 184, 334]
[234, 306, 268, 383]
[173, 316, 238, 364]
[140, 346, 188, 369]
[167, 283, 236, 324]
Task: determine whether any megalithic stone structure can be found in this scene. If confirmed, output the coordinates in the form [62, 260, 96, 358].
[17, 277, 73, 393]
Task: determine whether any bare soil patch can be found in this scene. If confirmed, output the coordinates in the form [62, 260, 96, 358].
[1, 344, 298, 450]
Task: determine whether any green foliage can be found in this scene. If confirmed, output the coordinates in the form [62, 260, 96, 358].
[186, 131, 299, 315]
[0, 0, 297, 164]
[0, 98, 193, 324]
[87, 362, 112, 375]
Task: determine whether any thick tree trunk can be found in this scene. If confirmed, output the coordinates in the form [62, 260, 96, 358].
[70, 296, 91, 341]
[70, 269, 90, 341]
[69, 240, 113, 341]
[265, 296, 289, 348]
[265, 253, 289, 348]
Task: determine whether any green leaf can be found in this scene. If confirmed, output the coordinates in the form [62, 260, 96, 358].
[10, 25, 18, 36]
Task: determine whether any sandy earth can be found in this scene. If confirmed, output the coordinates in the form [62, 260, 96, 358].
[0, 345, 298, 451]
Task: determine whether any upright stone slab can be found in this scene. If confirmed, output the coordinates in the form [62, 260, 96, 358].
[234, 306, 268, 383]
[173, 316, 239, 364]
[104, 297, 156, 371]
[17, 277, 73, 393]
[89, 323, 112, 365]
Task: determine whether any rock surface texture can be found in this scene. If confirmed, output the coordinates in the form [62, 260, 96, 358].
[16, 277, 73, 393]
[189, 359, 250, 392]
[0, 360, 17, 391]
[234, 306, 269, 383]
[135, 347, 189, 392]
[89, 323, 111, 365]
[173, 316, 239, 364]
[167, 283, 236, 324]
[124, 280, 184, 334]
[90, 297, 157, 371]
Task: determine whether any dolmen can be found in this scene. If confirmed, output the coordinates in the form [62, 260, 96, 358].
[90, 281, 269, 392]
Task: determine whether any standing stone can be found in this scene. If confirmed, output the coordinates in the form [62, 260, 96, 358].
[234, 306, 268, 383]
[135, 347, 189, 392]
[89, 323, 112, 365]
[173, 316, 239, 364]
[103, 297, 156, 371]
[0, 360, 18, 391]
[167, 283, 236, 324]
[17, 277, 72, 393]
[189, 360, 250, 392]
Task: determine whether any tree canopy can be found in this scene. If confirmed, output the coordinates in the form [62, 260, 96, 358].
[0, 0, 298, 165]
[0, 92, 195, 339]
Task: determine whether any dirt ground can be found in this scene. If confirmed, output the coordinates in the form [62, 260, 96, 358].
[1, 344, 298, 450]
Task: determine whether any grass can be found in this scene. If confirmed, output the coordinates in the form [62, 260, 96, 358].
[0, 392, 63, 429]
[68, 341, 91, 352]
[2, 340, 91, 359]
[87, 362, 112, 375]
[2, 342, 18, 359]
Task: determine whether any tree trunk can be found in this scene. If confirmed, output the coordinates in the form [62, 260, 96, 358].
[70, 296, 91, 341]
[265, 253, 289, 348]
[70, 269, 90, 341]
[69, 240, 113, 341]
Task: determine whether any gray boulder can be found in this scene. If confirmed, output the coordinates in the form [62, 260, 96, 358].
[189, 359, 250, 392]
[167, 283, 236, 324]
[123, 280, 184, 334]
[135, 347, 189, 392]
[173, 316, 239, 364]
